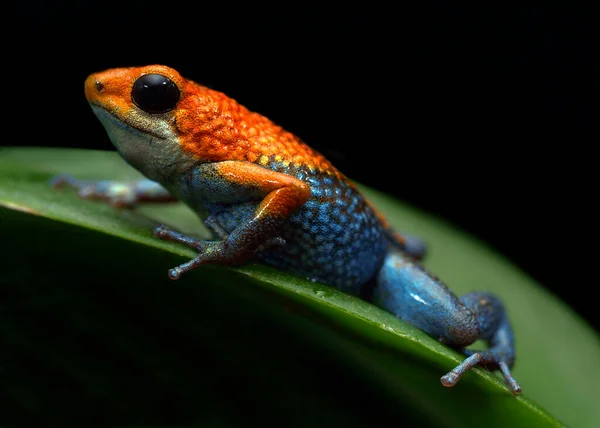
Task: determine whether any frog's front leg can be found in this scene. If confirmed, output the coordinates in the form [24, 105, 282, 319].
[154, 161, 310, 280]
[51, 175, 175, 207]
[373, 250, 521, 395]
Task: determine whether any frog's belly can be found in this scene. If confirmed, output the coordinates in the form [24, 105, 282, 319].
[210, 198, 389, 295]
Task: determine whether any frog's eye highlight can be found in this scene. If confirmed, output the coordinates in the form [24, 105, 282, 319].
[132, 74, 180, 114]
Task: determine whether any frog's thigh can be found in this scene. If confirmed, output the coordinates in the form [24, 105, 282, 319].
[373, 250, 479, 346]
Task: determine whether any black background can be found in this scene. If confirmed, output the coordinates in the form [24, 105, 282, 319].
[5, 3, 599, 331]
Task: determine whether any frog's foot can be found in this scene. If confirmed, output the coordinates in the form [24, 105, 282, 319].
[440, 291, 521, 395]
[441, 349, 522, 395]
[153, 224, 285, 280]
[50, 175, 174, 208]
[203, 215, 286, 252]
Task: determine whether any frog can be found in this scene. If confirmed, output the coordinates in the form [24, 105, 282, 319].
[51, 65, 521, 394]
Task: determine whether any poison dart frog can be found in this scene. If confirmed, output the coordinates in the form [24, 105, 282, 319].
[51, 65, 522, 394]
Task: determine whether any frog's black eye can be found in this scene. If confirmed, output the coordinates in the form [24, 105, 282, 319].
[131, 74, 180, 114]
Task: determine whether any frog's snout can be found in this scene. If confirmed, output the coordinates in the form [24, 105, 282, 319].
[84, 73, 105, 103]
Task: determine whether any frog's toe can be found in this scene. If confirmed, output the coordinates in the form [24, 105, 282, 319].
[441, 351, 522, 395]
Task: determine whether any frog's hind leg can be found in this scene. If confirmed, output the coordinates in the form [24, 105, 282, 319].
[50, 175, 175, 208]
[372, 250, 521, 394]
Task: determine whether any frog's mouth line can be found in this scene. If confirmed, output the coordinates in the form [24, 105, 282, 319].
[89, 103, 167, 140]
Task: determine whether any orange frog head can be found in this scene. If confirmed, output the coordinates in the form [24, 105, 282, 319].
[85, 64, 229, 181]
[85, 65, 336, 183]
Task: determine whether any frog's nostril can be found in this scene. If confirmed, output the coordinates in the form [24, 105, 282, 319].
[84, 74, 104, 101]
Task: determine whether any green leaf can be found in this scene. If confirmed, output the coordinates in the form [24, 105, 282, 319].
[1, 147, 598, 427]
